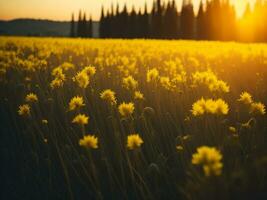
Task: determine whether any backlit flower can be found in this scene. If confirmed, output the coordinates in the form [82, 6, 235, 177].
[79, 135, 98, 149]
[127, 134, 144, 150]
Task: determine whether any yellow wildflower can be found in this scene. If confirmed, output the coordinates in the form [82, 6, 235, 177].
[18, 104, 30, 116]
[50, 78, 64, 89]
[73, 71, 90, 88]
[250, 102, 266, 115]
[72, 114, 89, 125]
[215, 99, 229, 115]
[147, 68, 159, 83]
[69, 96, 85, 111]
[191, 98, 206, 116]
[191, 98, 229, 116]
[122, 75, 138, 90]
[127, 134, 144, 150]
[79, 135, 98, 149]
[100, 89, 117, 105]
[192, 146, 223, 177]
[134, 91, 144, 100]
[25, 93, 38, 103]
[238, 92, 253, 105]
[160, 76, 175, 90]
[118, 102, 135, 117]
[83, 66, 96, 76]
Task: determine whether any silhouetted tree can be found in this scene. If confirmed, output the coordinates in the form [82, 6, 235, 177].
[87, 15, 93, 38]
[77, 10, 82, 37]
[81, 12, 87, 38]
[129, 6, 137, 38]
[70, 13, 75, 37]
[155, 0, 163, 38]
[180, 0, 195, 39]
[99, 6, 105, 38]
[197, 0, 206, 40]
[120, 4, 128, 38]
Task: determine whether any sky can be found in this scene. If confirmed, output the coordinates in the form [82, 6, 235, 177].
[0, 0, 256, 21]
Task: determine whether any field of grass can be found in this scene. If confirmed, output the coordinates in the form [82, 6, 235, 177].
[1, 37, 267, 200]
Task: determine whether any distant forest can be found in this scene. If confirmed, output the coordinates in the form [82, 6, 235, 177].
[71, 0, 267, 42]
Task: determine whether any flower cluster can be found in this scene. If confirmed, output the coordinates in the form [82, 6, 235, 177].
[192, 70, 230, 93]
[191, 98, 229, 116]
[238, 91, 266, 115]
[192, 146, 223, 176]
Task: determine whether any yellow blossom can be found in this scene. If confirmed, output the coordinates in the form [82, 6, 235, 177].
[238, 92, 253, 105]
[118, 102, 135, 117]
[250, 102, 266, 115]
[122, 75, 138, 90]
[50, 78, 64, 89]
[191, 98, 206, 116]
[147, 68, 159, 82]
[73, 71, 90, 88]
[83, 66, 96, 76]
[127, 134, 144, 150]
[72, 114, 89, 125]
[100, 89, 117, 105]
[79, 135, 98, 149]
[191, 98, 229, 116]
[69, 96, 85, 111]
[215, 99, 229, 115]
[134, 91, 144, 100]
[25, 93, 38, 103]
[160, 76, 175, 90]
[192, 146, 223, 177]
[18, 104, 30, 116]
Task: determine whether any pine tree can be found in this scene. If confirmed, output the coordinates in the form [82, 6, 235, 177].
[143, 2, 149, 38]
[171, 0, 179, 39]
[70, 13, 75, 37]
[99, 6, 105, 38]
[77, 10, 82, 37]
[197, 0, 205, 40]
[121, 4, 128, 38]
[87, 15, 93, 38]
[109, 4, 114, 38]
[105, 10, 111, 38]
[180, 0, 195, 39]
[155, 0, 163, 38]
[150, 1, 157, 38]
[82, 12, 87, 38]
[129, 6, 137, 38]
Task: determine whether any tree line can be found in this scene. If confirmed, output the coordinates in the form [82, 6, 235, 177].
[71, 0, 267, 42]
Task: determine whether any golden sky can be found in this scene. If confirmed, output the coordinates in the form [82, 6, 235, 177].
[0, 0, 256, 21]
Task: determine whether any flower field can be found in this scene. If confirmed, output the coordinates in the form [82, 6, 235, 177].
[1, 37, 267, 200]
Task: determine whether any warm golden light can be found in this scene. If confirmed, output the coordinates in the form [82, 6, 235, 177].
[0, 0, 256, 21]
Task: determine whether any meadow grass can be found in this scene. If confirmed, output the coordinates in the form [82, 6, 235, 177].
[1, 37, 267, 200]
